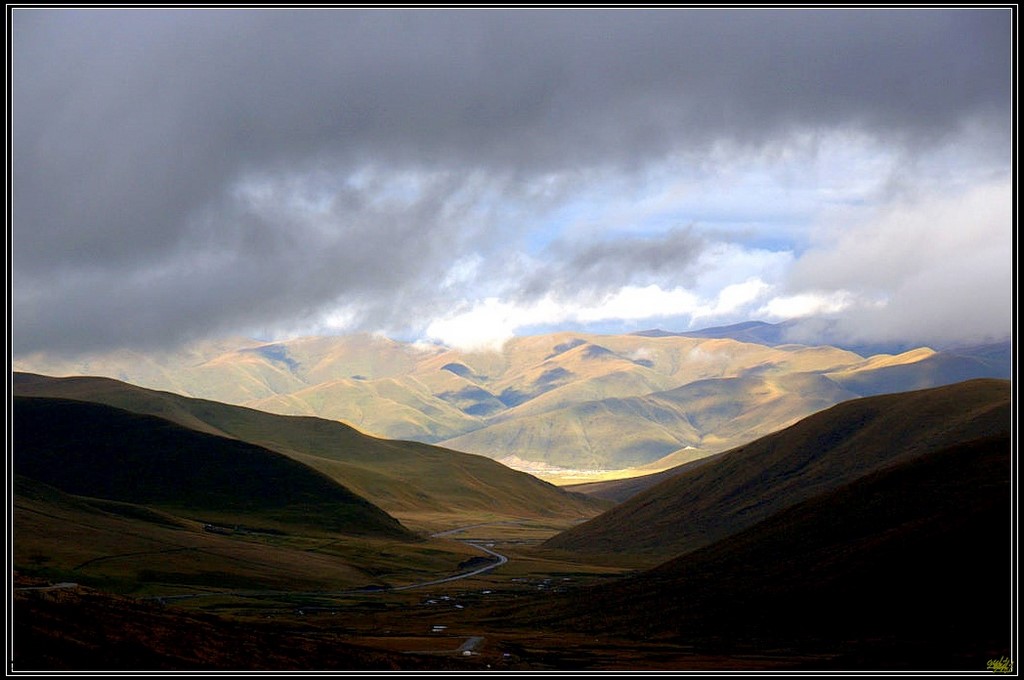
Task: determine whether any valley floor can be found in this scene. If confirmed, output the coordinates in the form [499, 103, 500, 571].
[12, 520, 799, 671]
[14, 517, 1003, 672]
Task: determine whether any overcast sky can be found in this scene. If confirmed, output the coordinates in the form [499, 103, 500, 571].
[12, 8, 1012, 356]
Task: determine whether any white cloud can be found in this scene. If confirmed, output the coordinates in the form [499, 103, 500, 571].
[785, 178, 1012, 344]
[424, 301, 512, 353]
[425, 297, 562, 352]
[573, 286, 703, 323]
[693, 278, 772, 320]
[426, 279, 779, 351]
[689, 243, 794, 300]
[627, 346, 653, 361]
[759, 290, 859, 319]
[426, 286, 705, 351]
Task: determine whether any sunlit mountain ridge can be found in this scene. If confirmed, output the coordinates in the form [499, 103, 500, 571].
[15, 324, 1010, 481]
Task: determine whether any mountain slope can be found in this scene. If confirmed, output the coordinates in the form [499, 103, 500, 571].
[13, 473, 486, 596]
[14, 396, 412, 539]
[544, 379, 1010, 556]
[443, 371, 859, 469]
[827, 349, 1011, 397]
[635, 320, 798, 346]
[637, 320, 1014, 364]
[246, 375, 480, 442]
[637, 319, 920, 356]
[13, 373, 607, 524]
[525, 431, 1011, 668]
[562, 451, 729, 503]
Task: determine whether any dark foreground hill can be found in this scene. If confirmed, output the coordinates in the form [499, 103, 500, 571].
[520, 431, 1011, 669]
[14, 396, 412, 539]
[545, 379, 1010, 557]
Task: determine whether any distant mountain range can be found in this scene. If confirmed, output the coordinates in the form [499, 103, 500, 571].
[638, 318, 1014, 362]
[15, 325, 1010, 477]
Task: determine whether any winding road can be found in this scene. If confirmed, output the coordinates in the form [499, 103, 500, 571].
[390, 541, 507, 592]
[144, 523, 511, 603]
[14, 582, 78, 592]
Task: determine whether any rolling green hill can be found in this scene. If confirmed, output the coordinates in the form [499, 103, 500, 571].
[13, 373, 607, 527]
[14, 396, 412, 539]
[14, 473, 483, 595]
[544, 379, 1010, 557]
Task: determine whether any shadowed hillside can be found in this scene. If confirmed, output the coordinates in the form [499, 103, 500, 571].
[544, 379, 1010, 556]
[14, 396, 412, 539]
[826, 350, 1010, 397]
[520, 431, 1011, 669]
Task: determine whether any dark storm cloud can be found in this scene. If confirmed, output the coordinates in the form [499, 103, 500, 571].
[14, 166, 487, 352]
[516, 226, 706, 301]
[12, 8, 1011, 354]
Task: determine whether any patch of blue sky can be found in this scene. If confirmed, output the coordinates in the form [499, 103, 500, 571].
[515, 145, 880, 261]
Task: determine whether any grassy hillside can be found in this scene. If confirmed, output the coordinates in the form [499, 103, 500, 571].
[442, 399, 701, 469]
[13, 374, 607, 527]
[443, 371, 859, 469]
[826, 350, 1010, 397]
[563, 452, 728, 503]
[522, 431, 1011, 669]
[14, 396, 412, 539]
[544, 379, 1010, 556]
[247, 375, 479, 442]
[13, 473, 488, 599]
